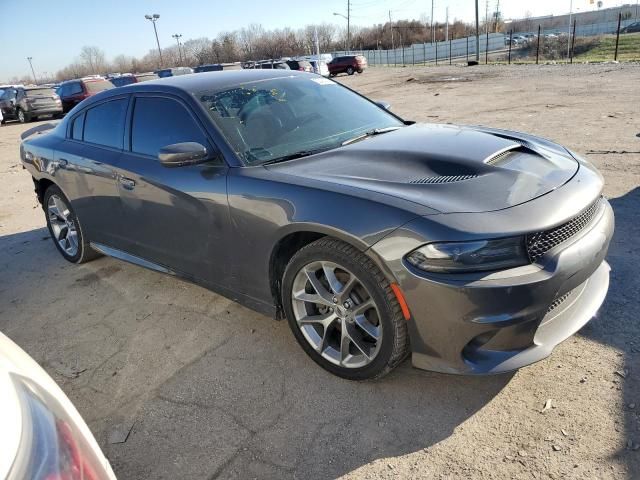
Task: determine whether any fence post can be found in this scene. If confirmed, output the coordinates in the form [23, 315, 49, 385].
[435, 41, 438, 65]
[412, 45, 415, 65]
[386, 49, 389, 66]
[570, 20, 577, 64]
[614, 12, 622, 61]
[466, 36, 469, 62]
[508, 30, 513, 64]
[423, 42, 426, 65]
[449, 38, 452, 65]
[402, 45, 405, 65]
[536, 25, 541, 64]
[485, 31, 489, 64]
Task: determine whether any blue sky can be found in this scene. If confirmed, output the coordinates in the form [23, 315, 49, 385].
[0, 0, 629, 81]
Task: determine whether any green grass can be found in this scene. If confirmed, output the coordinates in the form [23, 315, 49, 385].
[574, 32, 640, 62]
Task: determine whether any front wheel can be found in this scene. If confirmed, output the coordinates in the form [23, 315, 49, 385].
[43, 185, 100, 264]
[346, 66, 355, 75]
[17, 108, 30, 123]
[282, 238, 409, 380]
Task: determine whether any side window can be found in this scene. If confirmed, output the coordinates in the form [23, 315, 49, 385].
[71, 112, 85, 140]
[131, 97, 208, 158]
[68, 82, 83, 95]
[83, 99, 128, 149]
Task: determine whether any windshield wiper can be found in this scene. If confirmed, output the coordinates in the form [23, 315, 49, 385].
[260, 148, 329, 165]
[341, 126, 402, 146]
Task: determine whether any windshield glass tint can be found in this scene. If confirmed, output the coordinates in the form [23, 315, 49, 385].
[25, 88, 55, 96]
[85, 81, 114, 93]
[197, 76, 403, 164]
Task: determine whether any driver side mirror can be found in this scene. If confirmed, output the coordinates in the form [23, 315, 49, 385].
[375, 101, 391, 111]
[158, 142, 209, 167]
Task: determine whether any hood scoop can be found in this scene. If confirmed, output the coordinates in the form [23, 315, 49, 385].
[409, 174, 478, 184]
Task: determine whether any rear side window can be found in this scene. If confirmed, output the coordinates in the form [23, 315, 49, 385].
[83, 98, 128, 149]
[71, 113, 85, 140]
[85, 80, 114, 94]
[67, 82, 83, 96]
[131, 97, 208, 157]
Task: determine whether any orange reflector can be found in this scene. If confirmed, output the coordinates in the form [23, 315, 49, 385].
[390, 283, 411, 320]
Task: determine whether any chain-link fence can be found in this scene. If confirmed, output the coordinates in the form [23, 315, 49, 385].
[336, 12, 639, 67]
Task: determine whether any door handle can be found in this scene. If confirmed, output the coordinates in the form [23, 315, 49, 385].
[118, 176, 136, 190]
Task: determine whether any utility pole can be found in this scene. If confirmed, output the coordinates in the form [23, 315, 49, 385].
[26, 57, 37, 84]
[485, 0, 490, 34]
[144, 14, 163, 68]
[431, 0, 435, 43]
[495, 0, 501, 32]
[389, 10, 395, 52]
[445, 6, 449, 41]
[475, 0, 480, 62]
[172, 34, 183, 65]
[567, 0, 573, 59]
[347, 0, 351, 52]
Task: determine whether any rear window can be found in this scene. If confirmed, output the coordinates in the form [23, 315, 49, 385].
[25, 88, 55, 97]
[135, 74, 159, 82]
[84, 80, 114, 94]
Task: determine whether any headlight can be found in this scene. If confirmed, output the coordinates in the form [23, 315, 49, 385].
[405, 237, 529, 273]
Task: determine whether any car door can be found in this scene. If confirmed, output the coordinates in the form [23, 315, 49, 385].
[115, 93, 230, 285]
[57, 96, 129, 248]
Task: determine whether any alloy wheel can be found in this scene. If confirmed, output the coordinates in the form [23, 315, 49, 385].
[17, 109, 25, 123]
[291, 261, 382, 368]
[47, 194, 79, 256]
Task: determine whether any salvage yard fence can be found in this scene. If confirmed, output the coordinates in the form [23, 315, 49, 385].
[334, 14, 640, 67]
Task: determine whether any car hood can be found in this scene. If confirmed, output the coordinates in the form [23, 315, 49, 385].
[266, 123, 579, 213]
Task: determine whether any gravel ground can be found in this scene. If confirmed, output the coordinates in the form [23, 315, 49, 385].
[0, 63, 639, 479]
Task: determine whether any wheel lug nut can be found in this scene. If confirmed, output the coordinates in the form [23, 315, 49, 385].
[343, 302, 350, 309]
[332, 297, 338, 303]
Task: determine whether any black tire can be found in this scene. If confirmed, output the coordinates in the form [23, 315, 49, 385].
[346, 66, 355, 75]
[17, 108, 30, 123]
[43, 185, 100, 264]
[282, 237, 409, 380]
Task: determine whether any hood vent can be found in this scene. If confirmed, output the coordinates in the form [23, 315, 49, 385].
[409, 174, 478, 184]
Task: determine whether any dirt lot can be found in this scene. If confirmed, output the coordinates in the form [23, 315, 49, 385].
[1, 64, 639, 479]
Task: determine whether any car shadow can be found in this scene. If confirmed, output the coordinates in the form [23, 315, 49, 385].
[579, 187, 640, 473]
[0, 225, 512, 479]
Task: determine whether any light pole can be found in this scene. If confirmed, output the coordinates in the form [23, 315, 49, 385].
[145, 14, 163, 68]
[26, 57, 37, 84]
[333, 12, 350, 52]
[172, 34, 183, 65]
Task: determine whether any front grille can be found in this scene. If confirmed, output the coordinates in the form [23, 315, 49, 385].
[409, 174, 477, 184]
[526, 197, 602, 262]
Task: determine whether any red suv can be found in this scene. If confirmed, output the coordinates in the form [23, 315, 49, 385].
[56, 77, 114, 113]
[328, 55, 368, 76]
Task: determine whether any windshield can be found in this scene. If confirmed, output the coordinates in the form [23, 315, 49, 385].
[198, 76, 403, 165]
[85, 80, 114, 93]
[25, 88, 55, 96]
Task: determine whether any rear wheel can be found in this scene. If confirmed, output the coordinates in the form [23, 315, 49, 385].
[43, 185, 100, 264]
[282, 238, 409, 380]
[346, 66, 355, 75]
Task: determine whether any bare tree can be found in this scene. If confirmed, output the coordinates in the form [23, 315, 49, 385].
[79, 46, 106, 74]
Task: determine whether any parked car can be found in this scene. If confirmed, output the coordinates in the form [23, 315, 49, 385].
[0, 332, 116, 479]
[194, 64, 223, 73]
[621, 21, 640, 33]
[0, 86, 62, 123]
[57, 78, 114, 113]
[258, 61, 291, 70]
[328, 55, 367, 76]
[309, 60, 330, 77]
[20, 70, 613, 380]
[110, 73, 159, 88]
[285, 60, 313, 72]
[154, 67, 194, 78]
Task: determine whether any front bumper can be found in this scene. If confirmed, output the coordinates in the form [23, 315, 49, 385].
[373, 196, 614, 375]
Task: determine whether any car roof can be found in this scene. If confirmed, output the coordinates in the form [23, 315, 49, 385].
[115, 69, 310, 94]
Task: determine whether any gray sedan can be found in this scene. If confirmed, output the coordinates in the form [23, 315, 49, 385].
[19, 70, 613, 380]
